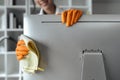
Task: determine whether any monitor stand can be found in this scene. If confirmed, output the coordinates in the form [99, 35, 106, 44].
[81, 49, 106, 80]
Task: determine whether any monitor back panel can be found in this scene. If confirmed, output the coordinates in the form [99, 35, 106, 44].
[23, 15, 120, 80]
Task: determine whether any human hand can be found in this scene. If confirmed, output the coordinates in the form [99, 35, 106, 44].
[61, 9, 83, 27]
[15, 40, 29, 60]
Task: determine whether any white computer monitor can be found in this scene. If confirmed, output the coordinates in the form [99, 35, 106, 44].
[23, 15, 120, 80]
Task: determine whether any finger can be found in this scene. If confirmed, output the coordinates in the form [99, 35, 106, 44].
[74, 10, 83, 23]
[66, 9, 73, 27]
[17, 40, 25, 46]
[74, 10, 79, 23]
[61, 10, 67, 24]
[71, 9, 78, 25]
[16, 46, 29, 51]
[16, 51, 29, 56]
[17, 55, 24, 60]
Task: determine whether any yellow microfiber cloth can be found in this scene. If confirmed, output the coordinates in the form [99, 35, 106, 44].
[16, 34, 46, 73]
